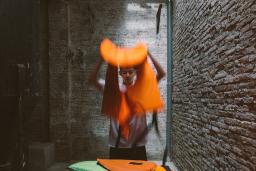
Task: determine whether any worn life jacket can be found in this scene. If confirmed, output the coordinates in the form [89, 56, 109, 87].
[97, 159, 171, 171]
[97, 159, 157, 171]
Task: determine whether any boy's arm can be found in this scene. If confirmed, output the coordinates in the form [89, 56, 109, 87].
[88, 58, 105, 92]
[148, 52, 165, 128]
[148, 51, 166, 82]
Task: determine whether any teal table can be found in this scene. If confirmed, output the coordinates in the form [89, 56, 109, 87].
[68, 161, 106, 171]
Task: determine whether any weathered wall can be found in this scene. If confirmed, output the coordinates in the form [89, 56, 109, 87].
[27, 0, 50, 142]
[173, 0, 256, 170]
[49, 0, 167, 161]
[0, 0, 49, 168]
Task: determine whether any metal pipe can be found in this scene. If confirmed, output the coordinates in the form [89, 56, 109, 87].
[166, 0, 173, 161]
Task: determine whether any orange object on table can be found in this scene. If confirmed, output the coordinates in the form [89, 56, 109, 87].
[97, 159, 157, 171]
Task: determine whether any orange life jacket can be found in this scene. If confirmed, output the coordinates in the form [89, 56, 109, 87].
[100, 38, 148, 68]
[100, 39, 164, 139]
[97, 159, 157, 171]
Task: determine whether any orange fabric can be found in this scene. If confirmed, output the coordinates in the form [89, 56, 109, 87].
[155, 166, 167, 171]
[97, 159, 157, 171]
[101, 64, 131, 139]
[100, 38, 148, 68]
[101, 64, 121, 118]
[101, 39, 164, 139]
[118, 94, 130, 139]
[126, 61, 164, 116]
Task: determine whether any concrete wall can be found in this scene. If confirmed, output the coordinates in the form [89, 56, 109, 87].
[27, 0, 50, 142]
[0, 0, 49, 168]
[49, 0, 167, 161]
[172, 0, 256, 170]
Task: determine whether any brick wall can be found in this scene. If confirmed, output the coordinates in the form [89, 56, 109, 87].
[49, 0, 167, 161]
[172, 0, 256, 170]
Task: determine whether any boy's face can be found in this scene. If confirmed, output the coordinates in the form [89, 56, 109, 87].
[119, 68, 137, 86]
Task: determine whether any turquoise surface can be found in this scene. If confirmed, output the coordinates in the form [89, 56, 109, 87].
[68, 161, 107, 171]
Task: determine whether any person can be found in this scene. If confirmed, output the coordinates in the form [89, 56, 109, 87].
[89, 39, 165, 161]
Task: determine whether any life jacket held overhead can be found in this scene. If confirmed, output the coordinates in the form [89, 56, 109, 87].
[100, 38, 164, 139]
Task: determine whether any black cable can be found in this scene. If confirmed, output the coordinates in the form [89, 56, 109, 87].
[156, 4, 163, 34]
[115, 126, 122, 148]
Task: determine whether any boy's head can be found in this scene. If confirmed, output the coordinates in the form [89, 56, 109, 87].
[119, 67, 137, 86]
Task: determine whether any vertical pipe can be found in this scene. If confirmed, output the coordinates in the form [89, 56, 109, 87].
[166, 0, 173, 160]
[40, 0, 50, 141]
[66, 0, 73, 159]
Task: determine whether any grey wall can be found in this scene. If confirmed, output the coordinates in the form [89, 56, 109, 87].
[172, 0, 256, 170]
[49, 0, 167, 161]
[28, 0, 50, 142]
